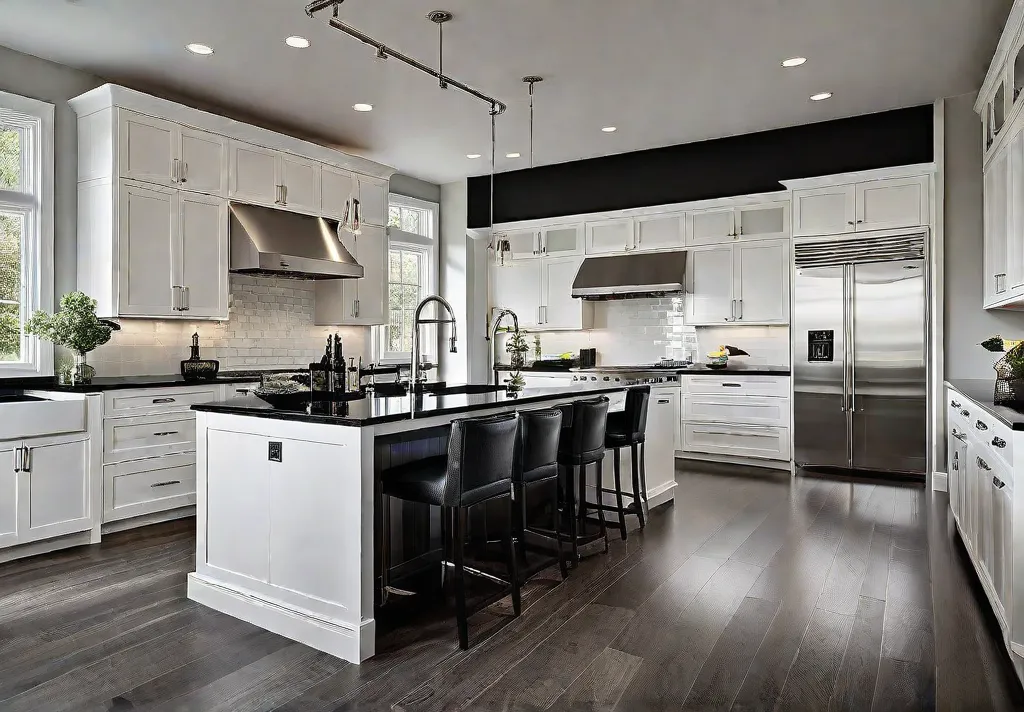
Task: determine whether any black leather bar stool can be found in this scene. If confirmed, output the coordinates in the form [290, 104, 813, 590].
[556, 396, 611, 566]
[513, 408, 569, 581]
[601, 386, 651, 540]
[381, 412, 521, 650]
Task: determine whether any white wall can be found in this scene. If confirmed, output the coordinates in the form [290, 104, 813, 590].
[943, 91, 1024, 379]
[439, 180, 469, 382]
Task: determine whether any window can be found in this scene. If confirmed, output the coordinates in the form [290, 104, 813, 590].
[377, 195, 438, 363]
[0, 91, 53, 377]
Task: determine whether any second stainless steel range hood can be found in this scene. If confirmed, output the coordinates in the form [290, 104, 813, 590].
[229, 202, 364, 280]
[571, 251, 687, 300]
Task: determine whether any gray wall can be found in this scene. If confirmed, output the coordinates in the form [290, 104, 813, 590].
[943, 91, 1024, 380]
[390, 173, 441, 204]
[0, 45, 102, 300]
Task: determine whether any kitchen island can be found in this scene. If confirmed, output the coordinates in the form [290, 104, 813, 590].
[186, 382, 675, 664]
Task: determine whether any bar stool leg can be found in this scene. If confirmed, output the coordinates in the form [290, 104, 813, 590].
[565, 465, 580, 568]
[612, 447, 628, 541]
[380, 489, 391, 604]
[553, 477, 569, 579]
[505, 494, 522, 617]
[640, 441, 650, 515]
[631, 444, 646, 530]
[453, 506, 469, 650]
[439, 504, 449, 593]
[515, 482, 527, 577]
[595, 459, 609, 553]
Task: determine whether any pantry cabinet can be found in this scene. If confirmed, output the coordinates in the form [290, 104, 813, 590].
[791, 175, 929, 237]
[685, 239, 789, 325]
[314, 224, 387, 326]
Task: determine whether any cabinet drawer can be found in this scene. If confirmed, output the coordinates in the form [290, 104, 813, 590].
[104, 453, 196, 522]
[103, 412, 196, 464]
[972, 415, 1013, 472]
[104, 385, 221, 416]
[682, 423, 790, 461]
[682, 375, 789, 398]
[683, 394, 790, 427]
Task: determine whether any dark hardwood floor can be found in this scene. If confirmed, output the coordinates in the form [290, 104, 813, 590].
[1, 463, 1022, 711]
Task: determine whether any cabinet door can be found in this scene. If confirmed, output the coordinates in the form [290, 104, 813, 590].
[118, 181, 177, 317]
[178, 127, 227, 195]
[996, 483, 1012, 613]
[279, 155, 320, 214]
[358, 177, 388, 227]
[586, 219, 634, 254]
[1009, 132, 1024, 291]
[687, 208, 736, 246]
[792, 185, 856, 237]
[178, 192, 229, 318]
[0, 444, 17, 547]
[352, 225, 387, 324]
[22, 436, 90, 542]
[985, 153, 1010, 305]
[321, 165, 357, 221]
[685, 246, 734, 324]
[734, 239, 789, 323]
[499, 230, 541, 261]
[490, 262, 543, 328]
[118, 111, 177, 186]
[635, 214, 684, 251]
[229, 142, 279, 205]
[855, 176, 929, 232]
[542, 256, 585, 329]
[646, 389, 680, 490]
[737, 202, 789, 241]
[541, 225, 584, 257]
[947, 431, 961, 519]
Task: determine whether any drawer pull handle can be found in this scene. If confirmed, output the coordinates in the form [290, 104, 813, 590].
[994, 476, 1006, 490]
[657, 399, 671, 404]
[153, 431, 180, 437]
[976, 420, 989, 431]
[951, 400, 961, 408]
[951, 428, 967, 442]
[152, 398, 176, 404]
[961, 409, 970, 418]
[150, 480, 182, 488]
[722, 383, 742, 388]
[692, 429, 774, 438]
[993, 436, 1007, 448]
[978, 457, 992, 471]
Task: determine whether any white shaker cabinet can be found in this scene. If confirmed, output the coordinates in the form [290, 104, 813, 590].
[321, 165, 357, 221]
[541, 225, 585, 257]
[634, 214, 684, 251]
[685, 246, 733, 324]
[178, 127, 228, 195]
[357, 177, 388, 227]
[734, 239, 789, 323]
[279, 155, 321, 215]
[792, 185, 856, 237]
[687, 208, 736, 246]
[986, 150, 1011, 305]
[0, 445, 17, 548]
[178, 191, 230, 318]
[586, 219, 634, 255]
[119, 111, 226, 195]
[791, 175, 929, 237]
[488, 261, 543, 329]
[497, 230, 541, 261]
[736, 202, 789, 241]
[229, 142, 279, 206]
[489, 248, 592, 331]
[314, 225, 387, 326]
[542, 256, 589, 329]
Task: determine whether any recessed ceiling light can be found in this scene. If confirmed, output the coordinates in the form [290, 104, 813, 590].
[285, 36, 311, 48]
[185, 43, 215, 56]
[601, 126, 617, 133]
[810, 91, 833, 101]
[466, 153, 482, 159]
[781, 57, 807, 68]
[506, 152, 521, 159]
[353, 103, 374, 112]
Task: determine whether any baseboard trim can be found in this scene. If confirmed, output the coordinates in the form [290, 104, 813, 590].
[676, 453, 791, 472]
[932, 471, 948, 493]
[187, 573, 374, 663]
[0, 530, 94, 564]
[645, 480, 677, 509]
[102, 506, 196, 534]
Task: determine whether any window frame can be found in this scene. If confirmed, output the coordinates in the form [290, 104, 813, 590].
[375, 194, 439, 365]
[0, 91, 54, 378]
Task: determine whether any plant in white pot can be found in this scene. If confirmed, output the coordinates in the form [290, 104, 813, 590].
[26, 291, 119, 385]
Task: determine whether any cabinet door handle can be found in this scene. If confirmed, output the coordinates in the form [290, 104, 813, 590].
[152, 397, 176, 404]
[978, 456, 992, 471]
[976, 420, 989, 431]
[738, 299, 743, 320]
[153, 431, 180, 437]
[172, 286, 181, 311]
[994, 476, 1006, 489]
[13, 446, 21, 473]
[993, 436, 1007, 448]
[180, 161, 187, 184]
[354, 299, 360, 318]
[281, 184, 288, 205]
[847, 221, 856, 226]
[21, 446, 30, 473]
[150, 480, 182, 488]
[856, 219, 864, 224]
[183, 287, 190, 311]
[951, 400, 961, 408]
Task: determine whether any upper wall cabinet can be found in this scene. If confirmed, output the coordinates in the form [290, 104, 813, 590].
[634, 214, 684, 251]
[791, 175, 929, 237]
[229, 141, 321, 215]
[313, 224, 387, 326]
[685, 201, 789, 246]
[119, 110, 227, 195]
[320, 169, 387, 227]
[586, 218, 635, 255]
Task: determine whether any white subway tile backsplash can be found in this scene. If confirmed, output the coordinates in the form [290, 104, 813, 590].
[89, 275, 368, 377]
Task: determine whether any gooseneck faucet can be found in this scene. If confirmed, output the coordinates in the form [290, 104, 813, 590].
[410, 295, 458, 414]
[488, 309, 520, 386]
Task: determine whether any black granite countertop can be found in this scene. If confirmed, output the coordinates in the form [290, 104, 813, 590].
[571, 365, 791, 376]
[1, 370, 278, 393]
[945, 379, 1024, 431]
[192, 383, 629, 427]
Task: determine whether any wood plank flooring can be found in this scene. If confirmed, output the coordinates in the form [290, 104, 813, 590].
[1, 463, 1022, 711]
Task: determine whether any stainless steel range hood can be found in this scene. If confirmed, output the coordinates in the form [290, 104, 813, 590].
[229, 202, 364, 280]
[571, 251, 687, 300]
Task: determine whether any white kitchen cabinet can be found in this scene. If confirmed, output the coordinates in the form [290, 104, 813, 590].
[541, 225, 584, 257]
[118, 181, 178, 317]
[542, 256, 590, 329]
[488, 261, 543, 329]
[1009, 131, 1024, 292]
[687, 208, 736, 246]
[586, 218, 634, 255]
[498, 229, 541, 261]
[119, 111, 227, 195]
[116, 180, 229, 319]
[792, 185, 856, 237]
[686, 239, 789, 325]
[635, 214, 684, 251]
[737, 202, 789, 241]
[104, 453, 197, 523]
[321, 165, 357, 221]
[682, 423, 790, 461]
[313, 224, 387, 325]
[489, 252, 592, 331]
[229, 141, 279, 205]
[986, 150, 1011, 305]
[279, 155, 321, 214]
[0, 444, 17, 548]
[23, 435, 91, 542]
[358, 177, 388, 227]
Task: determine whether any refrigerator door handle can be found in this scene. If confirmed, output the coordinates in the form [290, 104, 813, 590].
[849, 263, 856, 413]
[840, 264, 849, 413]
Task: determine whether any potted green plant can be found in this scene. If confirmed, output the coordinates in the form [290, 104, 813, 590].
[26, 291, 119, 385]
[504, 328, 530, 393]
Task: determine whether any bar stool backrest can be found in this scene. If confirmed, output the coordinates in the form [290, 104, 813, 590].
[447, 412, 520, 507]
[623, 386, 651, 440]
[563, 397, 610, 461]
[516, 408, 563, 482]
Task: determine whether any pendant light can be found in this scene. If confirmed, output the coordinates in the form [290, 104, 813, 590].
[522, 76, 543, 169]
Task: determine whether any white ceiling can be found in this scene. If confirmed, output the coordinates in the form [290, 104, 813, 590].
[0, 0, 1013, 184]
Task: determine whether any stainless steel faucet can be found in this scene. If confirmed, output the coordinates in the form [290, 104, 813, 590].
[488, 308, 519, 386]
[411, 295, 458, 405]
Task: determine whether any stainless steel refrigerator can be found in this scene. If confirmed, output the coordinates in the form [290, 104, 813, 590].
[793, 230, 927, 477]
